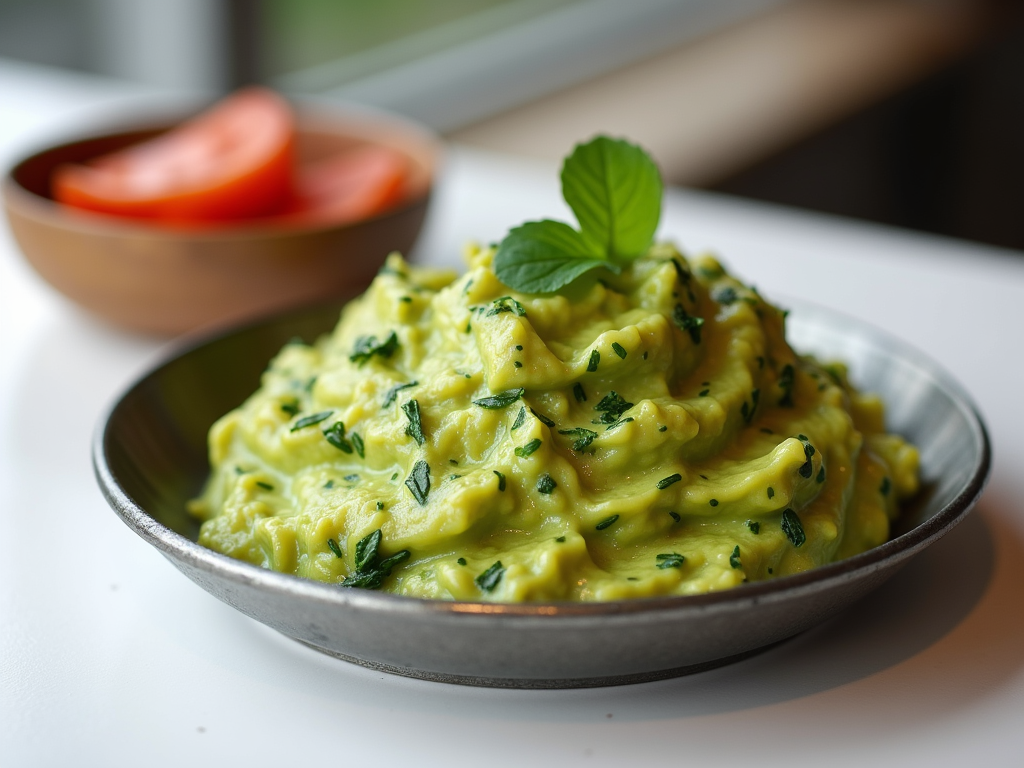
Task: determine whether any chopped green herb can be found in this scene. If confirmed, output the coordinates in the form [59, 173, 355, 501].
[323, 422, 353, 453]
[457, 557, 467, 566]
[324, 480, 335, 489]
[376, 501, 385, 510]
[382, 380, 418, 408]
[390, 472, 398, 481]
[537, 474, 557, 494]
[341, 548, 411, 589]
[596, 514, 619, 531]
[573, 383, 587, 403]
[699, 389, 710, 397]
[514, 361, 523, 368]
[658, 425, 668, 432]
[476, 561, 505, 592]
[255, 481, 274, 491]
[672, 304, 705, 344]
[402, 399, 426, 445]
[594, 391, 633, 423]
[740, 389, 760, 424]
[405, 460, 430, 505]
[587, 349, 600, 372]
[713, 287, 738, 305]
[880, 476, 891, 496]
[555, 535, 566, 543]
[291, 410, 333, 431]
[493, 470, 506, 492]
[643, 351, 649, 360]
[558, 427, 598, 452]
[778, 364, 795, 407]
[448, 474, 461, 481]
[280, 399, 300, 416]
[747, 520, 760, 534]
[656, 552, 685, 569]
[709, 499, 719, 507]
[515, 344, 523, 351]
[344, 473, 360, 483]
[515, 438, 542, 458]
[352, 432, 365, 459]
[604, 416, 634, 431]
[817, 466, 826, 483]
[729, 546, 742, 569]
[473, 388, 525, 409]
[657, 473, 682, 490]
[350, 331, 400, 366]
[354, 529, 382, 571]
[327, 538, 343, 558]
[511, 406, 527, 431]
[781, 508, 806, 547]
[669, 511, 681, 522]
[488, 296, 527, 317]
[531, 409, 555, 428]
[611, 342, 627, 359]
[767, 486, 775, 499]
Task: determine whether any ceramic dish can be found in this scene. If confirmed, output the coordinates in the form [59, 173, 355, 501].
[93, 297, 990, 688]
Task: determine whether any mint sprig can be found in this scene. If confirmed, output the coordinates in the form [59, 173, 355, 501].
[494, 136, 662, 294]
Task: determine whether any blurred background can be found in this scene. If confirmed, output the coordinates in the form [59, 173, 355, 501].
[2, 0, 1022, 250]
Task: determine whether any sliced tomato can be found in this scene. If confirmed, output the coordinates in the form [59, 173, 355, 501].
[282, 145, 408, 224]
[52, 88, 295, 223]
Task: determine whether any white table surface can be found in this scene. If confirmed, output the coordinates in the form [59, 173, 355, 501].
[2, 59, 1023, 767]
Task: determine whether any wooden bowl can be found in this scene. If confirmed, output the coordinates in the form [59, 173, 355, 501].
[2, 107, 439, 335]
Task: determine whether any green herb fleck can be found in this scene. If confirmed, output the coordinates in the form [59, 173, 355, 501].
[476, 561, 505, 592]
[596, 515, 619, 531]
[781, 508, 806, 547]
[344, 473, 360, 483]
[767, 486, 775, 499]
[657, 473, 682, 490]
[382, 380, 418, 408]
[350, 331, 400, 366]
[530, 409, 555, 428]
[537, 474, 557, 494]
[493, 470, 506, 492]
[594, 391, 633, 424]
[402, 399, 426, 445]
[511, 406, 527, 431]
[516, 344, 523, 351]
[280, 399, 300, 416]
[778, 364, 796, 407]
[376, 501, 385, 510]
[515, 438, 542, 458]
[747, 520, 760, 534]
[323, 422, 353, 453]
[817, 466, 826, 483]
[673, 304, 705, 344]
[473, 388, 525, 409]
[709, 499, 719, 507]
[514, 361, 522, 368]
[656, 553, 685, 569]
[699, 389, 710, 397]
[573, 383, 587, 403]
[341, 529, 410, 589]
[730, 546, 742, 569]
[714, 287, 738, 305]
[486, 296, 527, 317]
[255, 481, 274, 491]
[611, 342, 627, 359]
[880, 477, 891, 496]
[292, 410, 333, 431]
[352, 432, 365, 459]
[405, 460, 430, 505]
[324, 480, 335, 489]
[669, 511, 681, 522]
[658, 425, 668, 432]
[327, 538, 343, 558]
[558, 427, 598, 452]
[457, 557, 467, 566]
[740, 389, 760, 424]
[587, 349, 600, 372]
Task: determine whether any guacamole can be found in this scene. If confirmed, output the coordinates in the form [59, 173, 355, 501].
[189, 244, 919, 601]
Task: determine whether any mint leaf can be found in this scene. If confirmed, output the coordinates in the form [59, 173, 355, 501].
[561, 136, 662, 259]
[494, 220, 614, 294]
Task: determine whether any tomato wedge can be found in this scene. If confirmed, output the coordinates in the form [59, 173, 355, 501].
[282, 146, 408, 224]
[52, 88, 295, 223]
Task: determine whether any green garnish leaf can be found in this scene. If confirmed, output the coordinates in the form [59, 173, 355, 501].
[511, 406, 527, 431]
[280, 399, 300, 416]
[405, 460, 430, 505]
[493, 470, 506, 492]
[382, 380, 417, 408]
[515, 438, 542, 458]
[561, 135, 662, 259]
[669, 511, 681, 522]
[402, 399, 426, 445]
[476, 561, 505, 592]
[656, 552, 685, 569]
[352, 432, 365, 458]
[778, 364, 796, 407]
[781, 508, 806, 547]
[323, 422, 353, 453]
[255, 481, 274, 491]
[327, 538, 343, 558]
[531, 409, 556, 428]
[291, 410, 333, 431]
[657, 473, 682, 490]
[611, 342, 627, 359]
[730, 546, 742, 569]
[672, 304, 704, 344]
[573, 383, 587, 402]
[350, 331, 400, 366]
[494, 220, 613, 294]
[486, 296, 528, 317]
[596, 514, 619, 531]
[354, 529, 381, 572]
[747, 520, 760, 534]
[558, 427, 598, 452]
[594, 391, 633, 423]
[537, 474, 557, 494]
[473, 388, 525, 409]
[586, 349, 601, 372]
[341, 550, 410, 589]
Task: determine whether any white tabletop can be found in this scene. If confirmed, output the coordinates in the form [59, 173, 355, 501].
[3, 59, 1023, 767]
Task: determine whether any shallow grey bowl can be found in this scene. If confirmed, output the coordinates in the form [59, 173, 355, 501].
[94, 299, 990, 688]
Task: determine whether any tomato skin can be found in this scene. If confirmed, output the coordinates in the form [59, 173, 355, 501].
[281, 146, 408, 224]
[52, 88, 295, 223]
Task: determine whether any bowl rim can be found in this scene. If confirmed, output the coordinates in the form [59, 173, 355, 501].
[92, 297, 992, 622]
[3, 101, 442, 240]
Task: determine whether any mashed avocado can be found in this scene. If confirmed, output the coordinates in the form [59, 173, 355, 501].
[189, 244, 919, 601]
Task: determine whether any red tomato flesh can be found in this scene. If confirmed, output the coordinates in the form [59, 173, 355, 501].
[282, 146, 409, 224]
[52, 88, 295, 223]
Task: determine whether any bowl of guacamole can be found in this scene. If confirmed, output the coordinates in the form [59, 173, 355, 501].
[94, 137, 989, 686]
